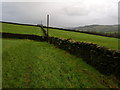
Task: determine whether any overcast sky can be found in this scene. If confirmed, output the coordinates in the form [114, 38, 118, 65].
[1, 0, 120, 28]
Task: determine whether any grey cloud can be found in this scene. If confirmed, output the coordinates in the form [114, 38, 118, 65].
[2, 1, 118, 28]
[63, 2, 91, 16]
[63, 7, 90, 16]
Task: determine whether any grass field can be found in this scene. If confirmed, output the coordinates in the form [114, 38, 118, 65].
[48, 29, 119, 50]
[1, 23, 119, 50]
[2, 39, 119, 88]
[1, 23, 44, 36]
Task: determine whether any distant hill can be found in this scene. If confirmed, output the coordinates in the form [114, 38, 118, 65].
[73, 25, 118, 33]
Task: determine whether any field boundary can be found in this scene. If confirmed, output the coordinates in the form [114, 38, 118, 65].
[1, 32, 45, 41]
[1, 32, 120, 81]
[48, 37, 120, 80]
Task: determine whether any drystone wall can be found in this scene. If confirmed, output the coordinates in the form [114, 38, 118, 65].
[47, 36, 120, 79]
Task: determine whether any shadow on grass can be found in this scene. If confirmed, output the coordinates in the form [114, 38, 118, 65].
[0, 32, 46, 42]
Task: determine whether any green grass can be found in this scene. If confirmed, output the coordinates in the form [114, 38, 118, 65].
[1, 23, 44, 36]
[106, 32, 119, 33]
[0, 38, 2, 89]
[1, 23, 119, 50]
[48, 29, 119, 50]
[2, 39, 119, 88]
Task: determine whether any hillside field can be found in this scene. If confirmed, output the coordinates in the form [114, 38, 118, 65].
[2, 23, 119, 50]
[48, 29, 119, 50]
[2, 39, 119, 88]
[73, 25, 118, 33]
[2, 23, 44, 36]
[1, 23, 120, 88]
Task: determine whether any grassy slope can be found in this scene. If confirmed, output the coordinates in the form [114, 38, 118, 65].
[1, 23, 44, 36]
[49, 29, 119, 50]
[2, 39, 119, 88]
[1, 23, 119, 50]
[0, 38, 1, 89]
[74, 25, 118, 33]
